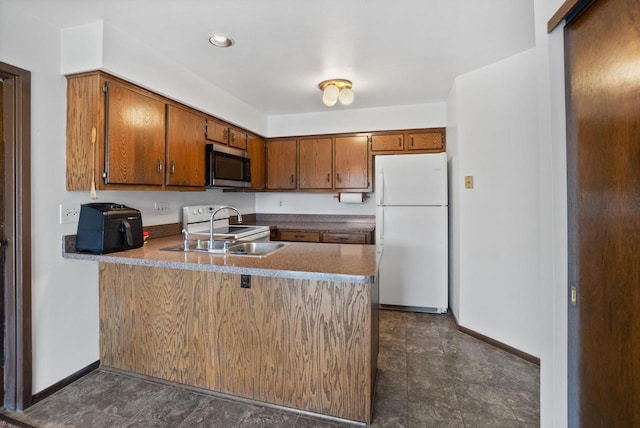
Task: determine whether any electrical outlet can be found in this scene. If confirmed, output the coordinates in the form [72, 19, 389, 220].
[60, 204, 80, 224]
[155, 202, 169, 214]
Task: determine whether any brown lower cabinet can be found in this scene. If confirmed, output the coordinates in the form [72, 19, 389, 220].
[99, 263, 377, 424]
[274, 229, 373, 244]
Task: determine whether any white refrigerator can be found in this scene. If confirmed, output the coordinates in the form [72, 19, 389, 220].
[375, 152, 448, 313]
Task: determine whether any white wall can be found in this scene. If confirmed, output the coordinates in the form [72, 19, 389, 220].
[255, 193, 375, 215]
[1, 0, 98, 393]
[447, 48, 541, 357]
[268, 102, 447, 137]
[533, 0, 568, 426]
[446, 84, 461, 321]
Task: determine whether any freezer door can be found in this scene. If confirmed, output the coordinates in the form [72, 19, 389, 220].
[375, 152, 447, 206]
[377, 206, 448, 311]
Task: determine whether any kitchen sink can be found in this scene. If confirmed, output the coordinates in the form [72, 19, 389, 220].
[226, 242, 286, 256]
[161, 241, 286, 257]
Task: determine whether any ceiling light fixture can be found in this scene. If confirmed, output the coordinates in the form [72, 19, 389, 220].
[209, 34, 234, 48]
[318, 79, 354, 107]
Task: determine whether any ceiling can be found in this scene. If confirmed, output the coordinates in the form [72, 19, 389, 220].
[9, 0, 535, 116]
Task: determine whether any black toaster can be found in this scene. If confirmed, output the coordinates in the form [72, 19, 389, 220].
[76, 203, 144, 254]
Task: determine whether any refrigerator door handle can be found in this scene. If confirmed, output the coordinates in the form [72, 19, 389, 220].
[378, 170, 384, 205]
[379, 208, 384, 244]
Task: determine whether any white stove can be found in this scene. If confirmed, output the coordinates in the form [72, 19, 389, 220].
[182, 205, 270, 241]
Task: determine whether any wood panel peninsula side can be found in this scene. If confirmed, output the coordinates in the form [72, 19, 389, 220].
[66, 236, 380, 424]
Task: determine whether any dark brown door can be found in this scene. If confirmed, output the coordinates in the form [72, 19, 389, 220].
[565, 0, 640, 426]
[0, 61, 32, 411]
[0, 77, 5, 407]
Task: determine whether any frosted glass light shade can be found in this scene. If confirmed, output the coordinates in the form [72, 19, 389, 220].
[323, 84, 340, 102]
[338, 88, 354, 105]
[322, 93, 338, 106]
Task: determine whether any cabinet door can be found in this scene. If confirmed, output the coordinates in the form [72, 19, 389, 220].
[298, 138, 333, 189]
[279, 231, 321, 242]
[334, 136, 369, 190]
[166, 105, 206, 188]
[321, 232, 368, 244]
[266, 139, 297, 189]
[371, 134, 404, 152]
[229, 128, 248, 150]
[407, 131, 444, 151]
[205, 119, 229, 144]
[104, 80, 165, 186]
[247, 134, 266, 190]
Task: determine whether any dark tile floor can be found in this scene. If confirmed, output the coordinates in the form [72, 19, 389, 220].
[3, 310, 539, 427]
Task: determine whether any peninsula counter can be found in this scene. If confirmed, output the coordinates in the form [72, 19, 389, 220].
[64, 235, 381, 425]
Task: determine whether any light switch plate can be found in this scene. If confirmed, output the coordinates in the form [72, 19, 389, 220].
[464, 176, 474, 189]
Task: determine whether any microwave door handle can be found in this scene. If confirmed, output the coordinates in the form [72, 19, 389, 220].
[121, 220, 133, 246]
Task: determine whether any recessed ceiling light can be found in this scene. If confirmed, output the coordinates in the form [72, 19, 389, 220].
[209, 34, 234, 48]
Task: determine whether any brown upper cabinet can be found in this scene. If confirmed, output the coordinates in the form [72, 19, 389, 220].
[298, 138, 333, 190]
[165, 104, 207, 188]
[67, 71, 259, 192]
[407, 130, 443, 151]
[265, 135, 371, 192]
[229, 127, 248, 150]
[266, 139, 297, 190]
[205, 118, 248, 150]
[205, 119, 228, 145]
[247, 133, 266, 190]
[369, 128, 445, 154]
[334, 136, 370, 190]
[67, 72, 168, 190]
[371, 134, 405, 151]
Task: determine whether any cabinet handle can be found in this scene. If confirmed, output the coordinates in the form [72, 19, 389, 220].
[290, 174, 294, 184]
[223, 129, 229, 142]
[327, 173, 330, 183]
[157, 160, 163, 173]
[170, 161, 176, 175]
[231, 133, 235, 143]
[398, 137, 402, 147]
[410, 137, 414, 147]
[336, 173, 341, 183]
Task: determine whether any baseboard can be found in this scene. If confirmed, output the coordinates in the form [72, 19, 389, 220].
[31, 360, 100, 405]
[450, 313, 540, 366]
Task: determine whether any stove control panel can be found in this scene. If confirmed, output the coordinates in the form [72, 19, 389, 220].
[182, 205, 229, 226]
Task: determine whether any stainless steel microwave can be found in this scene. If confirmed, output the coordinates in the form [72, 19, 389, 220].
[206, 144, 251, 188]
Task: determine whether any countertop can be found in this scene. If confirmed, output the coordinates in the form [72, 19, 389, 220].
[63, 234, 381, 284]
[252, 214, 375, 233]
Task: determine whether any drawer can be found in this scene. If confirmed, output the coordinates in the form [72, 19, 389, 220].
[279, 230, 321, 242]
[322, 232, 368, 244]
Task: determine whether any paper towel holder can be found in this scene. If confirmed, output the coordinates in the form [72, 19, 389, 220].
[334, 192, 368, 203]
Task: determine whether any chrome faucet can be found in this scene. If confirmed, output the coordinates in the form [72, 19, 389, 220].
[182, 229, 190, 251]
[209, 206, 243, 251]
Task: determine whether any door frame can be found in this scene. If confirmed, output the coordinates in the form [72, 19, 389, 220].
[0, 61, 32, 411]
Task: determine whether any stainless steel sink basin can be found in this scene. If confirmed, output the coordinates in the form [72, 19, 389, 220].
[160, 241, 286, 256]
[161, 240, 230, 254]
[227, 242, 286, 256]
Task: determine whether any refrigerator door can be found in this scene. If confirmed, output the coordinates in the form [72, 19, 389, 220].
[375, 152, 447, 206]
[377, 205, 448, 312]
